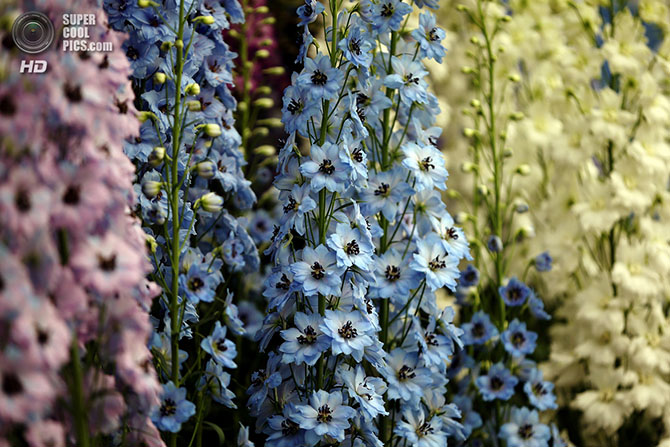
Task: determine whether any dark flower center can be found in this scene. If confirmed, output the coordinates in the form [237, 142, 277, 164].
[512, 332, 525, 347]
[188, 277, 204, 292]
[98, 254, 117, 272]
[349, 38, 361, 55]
[276, 273, 291, 290]
[317, 404, 333, 423]
[287, 98, 303, 114]
[2, 373, 22, 396]
[283, 196, 298, 213]
[356, 92, 370, 107]
[428, 27, 440, 41]
[508, 287, 523, 302]
[345, 240, 360, 255]
[404, 73, 420, 84]
[63, 185, 81, 205]
[319, 159, 335, 175]
[472, 322, 485, 338]
[420, 156, 435, 171]
[418, 422, 434, 436]
[36, 328, 49, 345]
[281, 418, 300, 436]
[216, 338, 228, 351]
[338, 321, 358, 339]
[533, 382, 547, 395]
[15, 188, 31, 212]
[425, 332, 438, 346]
[385, 265, 400, 281]
[311, 262, 325, 279]
[0, 95, 16, 116]
[381, 3, 394, 17]
[490, 376, 504, 390]
[447, 227, 458, 240]
[429, 255, 446, 270]
[398, 365, 416, 381]
[311, 70, 328, 86]
[160, 398, 177, 416]
[352, 147, 364, 163]
[126, 45, 139, 60]
[518, 423, 534, 439]
[64, 83, 83, 102]
[297, 325, 318, 344]
[374, 183, 390, 196]
[303, 4, 313, 16]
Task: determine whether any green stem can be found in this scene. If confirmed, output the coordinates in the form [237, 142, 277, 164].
[169, 2, 187, 447]
[70, 336, 90, 447]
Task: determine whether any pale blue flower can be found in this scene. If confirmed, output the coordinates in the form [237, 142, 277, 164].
[279, 312, 330, 366]
[300, 142, 352, 193]
[499, 407, 551, 447]
[502, 319, 538, 358]
[476, 363, 518, 401]
[291, 390, 355, 443]
[200, 321, 237, 368]
[151, 382, 196, 433]
[297, 55, 344, 100]
[290, 245, 343, 297]
[320, 310, 374, 362]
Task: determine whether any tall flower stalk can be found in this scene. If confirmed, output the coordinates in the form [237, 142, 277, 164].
[249, 0, 469, 445]
[104, 0, 259, 444]
[0, 1, 162, 446]
[438, 1, 567, 446]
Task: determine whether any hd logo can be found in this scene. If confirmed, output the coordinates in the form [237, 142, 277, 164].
[19, 59, 48, 73]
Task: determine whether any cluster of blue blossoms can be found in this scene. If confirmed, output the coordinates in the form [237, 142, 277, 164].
[449, 253, 567, 447]
[103, 0, 258, 440]
[249, 0, 472, 445]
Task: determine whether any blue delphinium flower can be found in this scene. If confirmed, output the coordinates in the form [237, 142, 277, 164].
[412, 12, 447, 62]
[297, 54, 345, 100]
[363, 0, 413, 33]
[487, 234, 503, 252]
[385, 56, 430, 105]
[461, 311, 499, 346]
[476, 363, 518, 401]
[297, 0, 325, 26]
[395, 408, 446, 447]
[411, 236, 459, 291]
[501, 319, 538, 358]
[534, 251, 553, 272]
[499, 277, 531, 307]
[338, 23, 374, 70]
[336, 365, 388, 420]
[279, 312, 330, 366]
[371, 250, 420, 301]
[299, 142, 352, 193]
[251, 1, 468, 445]
[523, 369, 557, 411]
[201, 321, 238, 368]
[402, 142, 448, 191]
[499, 407, 551, 447]
[291, 390, 356, 443]
[327, 222, 375, 270]
[290, 245, 343, 296]
[106, 0, 258, 440]
[282, 82, 319, 135]
[458, 264, 480, 288]
[320, 310, 374, 362]
[528, 290, 551, 320]
[151, 382, 197, 433]
[180, 262, 220, 304]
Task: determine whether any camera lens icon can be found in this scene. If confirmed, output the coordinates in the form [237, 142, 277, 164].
[12, 12, 55, 54]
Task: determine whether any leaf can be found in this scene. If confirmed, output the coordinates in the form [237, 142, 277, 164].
[203, 421, 225, 446]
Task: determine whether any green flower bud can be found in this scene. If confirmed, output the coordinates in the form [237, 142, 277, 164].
[255, 49, 270, 59]
[257, 117, 283, 128]
[263, 66, 286, 76]
[142, 180, 163, 198]
[198, 192, 224, 213]
[253, 98, 274, 109]
[148, 146, 165, 166]
[204, 124, 222, 137]
[186, 100, 201, 111]
[154, 72, 167, 84]
[256, 86, 272, 95]
[194, 15, 215, 25]
[185, 83, 200, 95]
[137, 111, 156, 123]
[253, 145, 276, 156]
[252, 127, 269, 138]
[197, 161, 216, 178]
